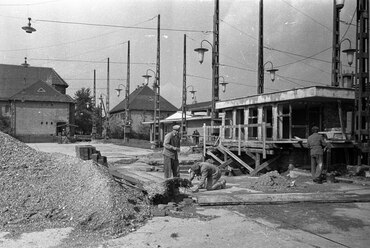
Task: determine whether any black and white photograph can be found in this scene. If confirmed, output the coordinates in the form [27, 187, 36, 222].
[0, 0, 369, 247]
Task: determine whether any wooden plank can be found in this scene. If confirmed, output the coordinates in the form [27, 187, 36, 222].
[109, 169, 144, 188]
[251, 155, 282, 176]
[218, 144, 254, 173]
[245, 150, 256, 160]
[219, 158, 233, 169]
[197, 192, 370, 206]
[206, 150, 223, 164]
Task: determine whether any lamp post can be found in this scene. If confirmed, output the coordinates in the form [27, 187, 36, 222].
[337, 38, 356, 87]
[263, 61, 279, 83]
[115, 83, 130, 142]
[181, 85, 197, 138]
[98, 93, 108, 139]
[142, 69, 160, 145]
[219, 76, 229, 94]
[194, 39, 219, 128]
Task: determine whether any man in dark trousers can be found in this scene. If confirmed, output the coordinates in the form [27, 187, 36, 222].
[307, 126, 327, 184]
[162, 125, 181, 179]
[189, 161, 226, 192]
[192, 129, 200, 146]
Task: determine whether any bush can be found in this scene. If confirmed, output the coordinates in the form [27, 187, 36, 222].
[109, 119, 125, 139]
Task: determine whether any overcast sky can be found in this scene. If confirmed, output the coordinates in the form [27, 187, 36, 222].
[1, 0, 357, 109]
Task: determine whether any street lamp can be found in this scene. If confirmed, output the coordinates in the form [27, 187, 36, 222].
[194, 39, 219, 128]
[22, 17, 36, 33]
[341, 38, 356, 66]
[21, 57, 29, 67]
[219, 76, 228, 93]
[263, 61, 279, 82]
[187, 85, 197, 100]
[115, 83, 126, 97]
[115, 83, 131, 142]
[99, 93, 109, 139]
[142, 69, 160, 145]
[142, 69, 157, 87]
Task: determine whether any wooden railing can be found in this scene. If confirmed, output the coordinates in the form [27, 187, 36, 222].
[202, 122, 270, 159]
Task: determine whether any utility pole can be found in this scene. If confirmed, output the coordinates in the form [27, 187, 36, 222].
[212, 0, 220, 128]
[257, 0, 264, 94]
[124, 41, 131, 143]
[181, 34, 187, 139]
[153, 14, 161, 147]
[355, 0, 369, 165]
[92, 69, 97, 139]
[331, 0, 344, 87]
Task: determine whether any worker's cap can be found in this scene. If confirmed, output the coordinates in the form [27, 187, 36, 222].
[191, 163, 201, 172]
[312, 126, 319, 131]
[173, 125, 181, 131]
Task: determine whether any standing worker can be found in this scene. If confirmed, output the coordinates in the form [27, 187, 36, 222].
[162, 125, 181, 179]
[192, 129, 200, 146]
[189, 161, 226, 192]
[307, 126, 327, 184]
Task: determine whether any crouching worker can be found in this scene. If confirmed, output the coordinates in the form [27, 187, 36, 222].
[189, 161, 226, 193]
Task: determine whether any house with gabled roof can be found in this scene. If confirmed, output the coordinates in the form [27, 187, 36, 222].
[0, 63, 75, 142]
[109, 84, 178, 140]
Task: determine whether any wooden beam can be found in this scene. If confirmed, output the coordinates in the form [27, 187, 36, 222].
[272, 104, 278, 140]
[206, 150, 223, 164]
[218, 144, 254, 173]
[244, 107, 249, 142]
[219, 158, 233, 169]
[250, 155, 281, 176]
[196, 192, 370, 206]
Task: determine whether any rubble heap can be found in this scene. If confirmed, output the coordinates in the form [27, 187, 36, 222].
[144, 178, 192, 204]
[252, 170, 291, 191]
[0, 131, 150, 235]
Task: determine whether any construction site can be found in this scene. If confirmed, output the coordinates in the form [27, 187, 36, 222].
[0, 0, 370, 247]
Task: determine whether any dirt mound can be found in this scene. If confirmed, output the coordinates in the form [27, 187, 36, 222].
[0, 131, 150, 235]
[251, 171, 291, 191]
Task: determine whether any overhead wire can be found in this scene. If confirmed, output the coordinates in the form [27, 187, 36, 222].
[34, 18, 212, 33]
[280, 0, 332, 32]
[27, 57, 155, 65]
[186, 73, 276, 91]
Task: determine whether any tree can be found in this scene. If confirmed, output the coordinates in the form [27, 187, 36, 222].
[74, 88, 94, 135]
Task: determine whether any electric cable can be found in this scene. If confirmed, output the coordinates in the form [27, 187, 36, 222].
[34, 18, 212, 34]
[280, 0, 332, 32]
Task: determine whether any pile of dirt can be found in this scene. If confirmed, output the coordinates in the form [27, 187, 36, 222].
[0, 131, 150, 236]
[251, 171, 292, 191]
[144, 178, 192, 204]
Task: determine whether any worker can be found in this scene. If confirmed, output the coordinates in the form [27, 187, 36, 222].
[189, 161, 226, 192]
[192, 129, 200, 146]
[162, 125, 181, 179]
[307, 126, 327, 184]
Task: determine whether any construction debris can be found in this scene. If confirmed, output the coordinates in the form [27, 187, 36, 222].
[0, 131, 150, 236]
[251, 171, 291, 191]
[144, 178, 192, 204]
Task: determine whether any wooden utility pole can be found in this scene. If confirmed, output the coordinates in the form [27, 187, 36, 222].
[124, 41, 131, 143]
[92, 69, 97, 139]
[257, 0, 264, 94]
[181, 34, 187, 139]
[153, 14, 161, 146]
[212, 0, 220, 127]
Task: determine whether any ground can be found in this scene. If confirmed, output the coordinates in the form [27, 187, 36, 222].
[1, 140, 370, 248]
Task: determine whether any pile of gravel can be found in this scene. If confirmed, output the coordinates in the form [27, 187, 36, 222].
[0, 131, 150, 235]
[251, 170, 291, 191]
